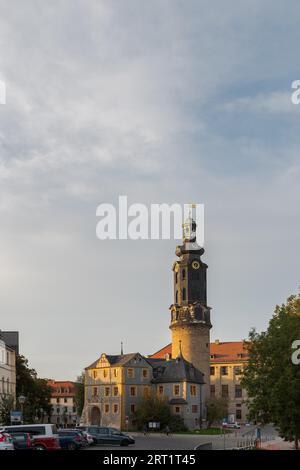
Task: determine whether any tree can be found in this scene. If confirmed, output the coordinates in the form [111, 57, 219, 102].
[206, 397, 228, 428]
[134, 392, 171, 430]
[16, 355, 52, 423]
[74, 373, 85, 418]
[241, 293, 300, 450]
[0, 394, 14, 425]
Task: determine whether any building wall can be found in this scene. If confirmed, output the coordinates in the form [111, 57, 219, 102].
[0, 339, 16, 404]
[171, 324, 210, 401]
[83, 356, 204, 430]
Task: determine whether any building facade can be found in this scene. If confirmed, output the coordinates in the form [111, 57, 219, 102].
[47, 380, 78, 427]
[150, 340, 249, 424]
[170, 215, 212, 400]
[0, 334, 16, 404]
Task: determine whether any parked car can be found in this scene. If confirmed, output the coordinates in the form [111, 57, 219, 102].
[1, 424, 61, 450]
[222, 422, 241, 429]
[58, 430, 84, 450]
[11, 432, 34, 450]
[77, 426, 135, 446]
[0, 432, 14, 451]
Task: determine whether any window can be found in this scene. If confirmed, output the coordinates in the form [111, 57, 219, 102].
[175, 290, 178, 303]
[210, 385, 215, 398]
[128, 368, 134, 378]
[235, 385, 242, 398]
[142, 369, 148, 379]
[143, 386, 150, 397]
[113, 386, 118, 396]
[190, 385, 197, 396]
[56, 398, 59, 403]
[192, 405, 198, 413]
[173, 385, 180, 396]
[158, 385, 164, 396]
[236, 409, 242, 420]
[93, 370, 97, 379]
[182, 269, 186, 280]
[113, 404, 119, 414]
[182, 288, 186, 301]
[174, 406, 181, 414]
[222, 385, 229, 398]
[221, 366, 228, 376]
[234, 366, 242, 376]
[113, 369, 118, 378]
[105, 387, 110, 397]
[104, 404, 109, 414]
[93, 387, 98, 397]
[210, 366, 215, 376]
[64, 397, 67, 403]
[175, 272, 178, 283]
[130, 404, 136, 414]
[130, 386, 136, 397]
[103, 369, 108, 378]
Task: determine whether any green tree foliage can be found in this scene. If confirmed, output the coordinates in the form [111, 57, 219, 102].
[206, 397, 228, 428]
[0, 394, 14, 425]
[16, 355, 52, 423]
[241, 293, 300, 449]
[134, 392, 171, 430]
[75, 372, 85, 417]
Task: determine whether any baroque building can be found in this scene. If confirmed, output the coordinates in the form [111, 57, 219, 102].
[0, 331, 17, 407]
[150, 340, 249, 424]
[82, 217, 210, 430]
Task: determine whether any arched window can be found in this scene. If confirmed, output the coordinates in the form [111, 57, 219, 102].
[182, 288, 186, 301]
[175, 290, 178, 303]
[182, 269, 186, 280]
[175, 272, 178, 284]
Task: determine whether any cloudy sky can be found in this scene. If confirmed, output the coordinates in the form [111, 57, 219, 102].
[0, 1, 299, 380]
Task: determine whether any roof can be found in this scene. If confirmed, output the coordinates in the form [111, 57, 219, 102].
[149, 355, 205, 385]
[47, 380, 76, 397]
[169, 398, 188, 405]
[85, 353, 143, 370]
[150, 341, 249, 363]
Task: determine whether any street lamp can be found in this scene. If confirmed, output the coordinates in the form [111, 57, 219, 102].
[18, 394, 26, 424]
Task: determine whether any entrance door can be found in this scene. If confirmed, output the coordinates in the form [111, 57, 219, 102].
[91, 406, 101, 425]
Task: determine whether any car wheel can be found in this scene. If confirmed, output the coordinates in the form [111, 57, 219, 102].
[35, 444, 46, 450]
[67, 442, 77, 451]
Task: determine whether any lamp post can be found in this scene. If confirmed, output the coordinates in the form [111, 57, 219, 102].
[18, 394, 26, 424]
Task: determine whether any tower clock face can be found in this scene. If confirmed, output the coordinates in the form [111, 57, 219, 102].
[192, 260, 200, 270]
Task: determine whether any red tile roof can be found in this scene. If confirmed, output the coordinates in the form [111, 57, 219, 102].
[47, 380, 76, 397]
[149, 341, 248, 363]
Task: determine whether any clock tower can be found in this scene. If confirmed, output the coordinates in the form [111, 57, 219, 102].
[170, 215, 212, 399]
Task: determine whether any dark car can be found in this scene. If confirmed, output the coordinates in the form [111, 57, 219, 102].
[58, 430, 84, 450]
[78, 426, 135, 446]
[11, 432, 34, 450]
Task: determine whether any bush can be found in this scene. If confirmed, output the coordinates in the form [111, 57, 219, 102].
[169, 415, 188, 433]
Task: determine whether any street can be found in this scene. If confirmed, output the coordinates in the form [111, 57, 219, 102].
[83, 425, 278, 450]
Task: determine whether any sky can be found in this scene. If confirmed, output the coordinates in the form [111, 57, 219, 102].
[0, 1, 299, 380]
